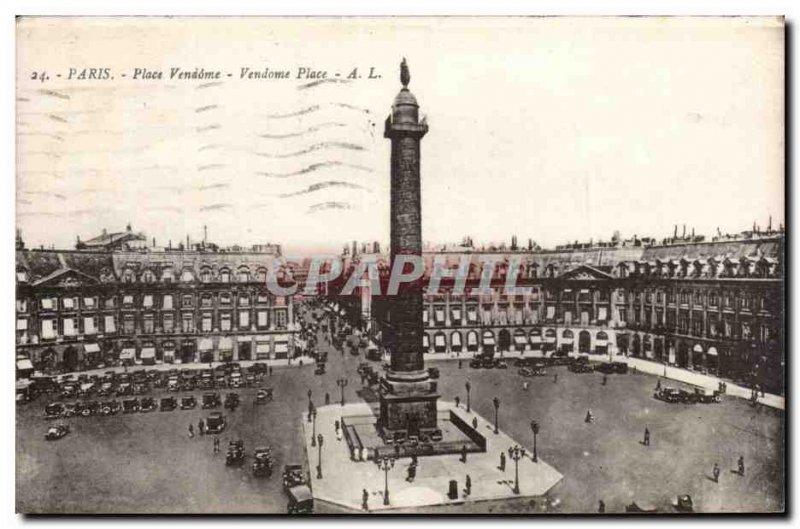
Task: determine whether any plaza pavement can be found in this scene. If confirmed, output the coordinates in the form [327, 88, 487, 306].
[302, 400, 563, 512]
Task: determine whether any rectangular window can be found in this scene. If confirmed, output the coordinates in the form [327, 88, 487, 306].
[257, 293, 269, 304]
[41, 319, 56, 339]
[105, 297, 116, 309]
[104, 315, 116, 333]
[257, 311, 269, 328]
[63, 297, 75, 310]
[239, 295, 250, 307]
[16, 299, 27, 312]
[41, 298, 54, 310]
[182, 313, 194, 332]
[201, 295, 213, 308]
[220, 293, 232, 306]
[123, 295, 134, 307]
[202, 314, 212, 332]
[163, 295, 173, 310]
[143, 314, 155, 334]
[182, 295, 193, 308]
[275, 310, 287, 328]
[123, 315, 135, 334]
[143, 295, 154, 308]
[220, 313, 232, 331]
[239, 311, 250, 329]
[63, 317, 76, 336]
[84, 316, 96, 335]
[83, 297, 96, 309]
[597, 307, 608, 321]
[546, 305, 556, 320]
[163, 313, 174, 333]
[16, 318, 28, 331]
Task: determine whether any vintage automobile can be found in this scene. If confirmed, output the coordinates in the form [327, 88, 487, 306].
[139, 397, 157, 412]
[45, 423, 70, 441]
[202, 392, 221, 409]
[224, 392, 240, 410]
[493, 359, 508, 369]
[226, 439, 245, 466]
[167, 377, 181, 392]
[427, 367, 440, 379]
[314, 363, 326, 376]
[61, 402, 78, 418]
[255, 388, 273, 405]
[595, 362, 616, 374]
[180, 396, 197, 410]
[116, 382, 133, 396]
[78, 383, 95, 398]
[132, 383, 149, 396]
[251, 362, 268, 375]
[429, 429, 443, 442]
[693, 387, 722, 404]
[654, 387, 681, 403]
[206, 411, 227, 434]
[60, 383, 78, 400]
[97, 382, 115, 397]
[200, 374, 214, 390]
[286, 485, 314, 514]
[160, 396, 178, 411]
[230, 372, 243, 388]
[282, 464, 306, 492]
[612, 361, 629, 374]
[365, 347, 382, 361]
[76, 400, 100, 417]
[122, 398, 140, 414]
[215, 375, 227, 388]
[252, 446, 274, 477]
[569, 362, 595, 373]
[44, 402, 65, 419]
[100, 400, 122, 415]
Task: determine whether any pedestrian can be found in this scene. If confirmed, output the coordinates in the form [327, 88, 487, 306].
[712, 462, 720, 483]
[499, 451, 506, 471]
[336, 428, 343, 441]
[465, 474, 472, 496]
[325, 392, 330, 405]
[406, 462, 416, 482]
[643, 427, 650, 446]
[458, 359, 463, 369]
[188, 424, 194, 438]
[362, 488, 369, 511]
[602, 374, 608, 386]
[198, 419, 205, 435]
[461, 445, 468, 463]
[455, 396, 461, 408]
[656, 379, 661, 391]
[598, 500, 605, 513]
[554, 373, 558, 383]
[738, 455, 745, 476]
[334, 419, 340, 433]
[585, 409, 594, 423]
[472, 417, 478, 430]
[269, 366, 273, 376]
[213, 437, 220, 453]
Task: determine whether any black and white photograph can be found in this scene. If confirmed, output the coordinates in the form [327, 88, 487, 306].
[13, 15, 785, 515]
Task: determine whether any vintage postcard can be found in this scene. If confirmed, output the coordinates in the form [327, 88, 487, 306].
[15, 16, 784, 514]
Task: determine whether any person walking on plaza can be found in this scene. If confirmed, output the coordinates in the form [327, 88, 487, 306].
[334, 419, 340, 434]
[585, 409, 594, 423]
[213, 436, 220, 453]
[602, 374, 608, 386]
[458, 359, 463, 369]
[598, 500, 605, 513]
[362, 489, 369, 511]
[269, 366, 273, 377]
[656, 379, 661, 391]
[325, 392, 330, 405]
[461, 445, 468, 463]
[499, 451, 506, 471]
[465, 474, 472, 497]
[472, 417, 478, 429]
[455, 396, 460, 408]
[738, 456, 745, 476]
[554, 373, 558, 384]
[712, 462, 720, 483]
[643, 427, 650, 446]
[188, 424, 194, 438]
[406, 461, 417, 482]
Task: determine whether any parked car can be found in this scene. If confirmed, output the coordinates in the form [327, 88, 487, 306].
[282, 463, 306, 492]
[569, 362, 595, 373]
[252, 446, 274, 477]
[180, 396, 197, 410]
[255, 388, 273, 404]
[693, 387, 722, 404]
[611, 361, 629, 374]
[226, 439, 245, 466]
[61, 402, 78, 418]
[44, 402, 65, 419]
[202, 392, 221, 409]
[100, 400, 121, 415]
[122, 398, 140, 413]
[493, 359, 508, 369]
[140, 397, 157, 412]
[206, 412, 227, 434]
[224, 392, 240, 410]
[314, 363, 326, 375]
[251, 363, 268, 375]
[429, 429, 443, 442]
[45, 423, 70, 441]
[76, 400, 99, 417]
[230, 373, 243, 388]
[160, 396, 178, 411]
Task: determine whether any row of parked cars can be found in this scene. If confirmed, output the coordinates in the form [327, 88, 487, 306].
[45, 363, 271, 402]
[654, 386, 722, 404]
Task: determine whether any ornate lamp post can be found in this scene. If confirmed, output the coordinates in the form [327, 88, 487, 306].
[310, 406, 318, 446]
[316, 434, 324, 479]
[493, 397, 500, 434]
[465, 380, 471, 412]
[375, 456, 396, 505]
[337, 378, 348, 406]
[530, 420, 540, 463]
[307, 389, 313, 422]
[508, 445, 526, 494]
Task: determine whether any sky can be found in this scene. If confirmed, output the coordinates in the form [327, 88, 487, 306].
[16, 17, 784, 255]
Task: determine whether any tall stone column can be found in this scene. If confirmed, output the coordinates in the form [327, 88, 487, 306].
[379, 59, 439, 433]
